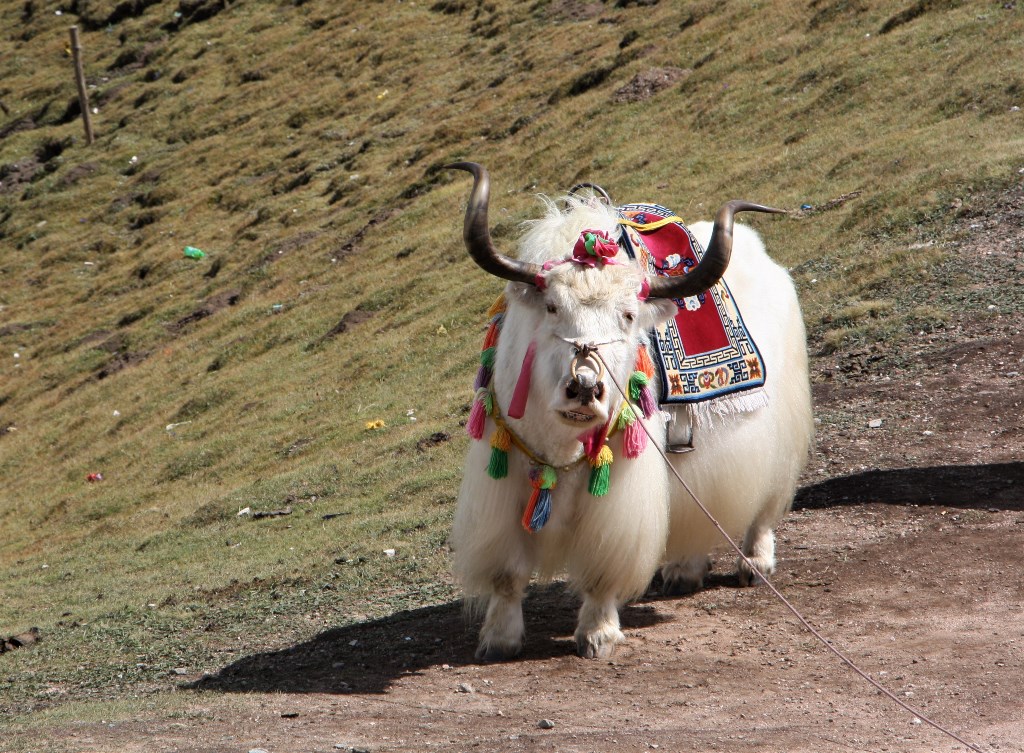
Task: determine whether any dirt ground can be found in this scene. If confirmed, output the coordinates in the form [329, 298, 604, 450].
[43, 190, 1024, 753]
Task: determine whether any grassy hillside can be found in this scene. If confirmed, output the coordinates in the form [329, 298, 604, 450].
[1, 0, 1021, 731]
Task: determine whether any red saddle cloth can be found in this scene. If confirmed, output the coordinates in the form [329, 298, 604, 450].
[617, 203, 767, 408]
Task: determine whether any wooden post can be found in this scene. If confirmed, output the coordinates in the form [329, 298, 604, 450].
[68, 26, 94, 145]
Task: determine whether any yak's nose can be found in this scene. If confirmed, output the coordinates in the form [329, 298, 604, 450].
[566, 374, 605, 405]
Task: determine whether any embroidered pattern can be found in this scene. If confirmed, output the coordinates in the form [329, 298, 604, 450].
[617, 202, 768, 407]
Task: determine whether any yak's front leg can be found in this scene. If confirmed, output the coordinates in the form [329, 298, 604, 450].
[575, 593, 624, 659]
[476, 573, 529, 661]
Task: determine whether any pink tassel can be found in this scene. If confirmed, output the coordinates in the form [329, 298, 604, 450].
[507, 340, 536, 419]
[623, 419, 647, 458]
[467, 397, 486, 440]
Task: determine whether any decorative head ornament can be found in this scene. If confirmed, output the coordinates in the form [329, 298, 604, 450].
[535, 229, 626, 290]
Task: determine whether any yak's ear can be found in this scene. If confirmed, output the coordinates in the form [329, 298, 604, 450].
[638, 298, 678, 330]
[505, 281, 543, 308]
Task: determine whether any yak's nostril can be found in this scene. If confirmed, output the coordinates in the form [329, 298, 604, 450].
[566, 379, 603, 406]
[566, 380, 580, 400]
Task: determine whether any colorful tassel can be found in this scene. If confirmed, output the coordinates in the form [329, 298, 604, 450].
[629, 371, 657, 419]
[616, 402, 637, 430]
[507, 340, 536, 419]
[482, 318, 501, 350]
[628, 370, 648, 401]
[636, 344, 656, 379]
[588, 444, 613, 497]
[486, 294, 507, 318]
[480, 346, 496, 369]
[617, 403, 647, 458]
[467, 391, 487, 440]
[638, 384, 657, 419]
[488, 425, 511, 479]
[473, 364, 492, 391]
[522, 465, 557, 532]
[526, 488, 552, 531]
[623, 418, 647, 458]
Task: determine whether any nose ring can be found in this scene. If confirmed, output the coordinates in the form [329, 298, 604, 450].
[569, 344, 605, 384]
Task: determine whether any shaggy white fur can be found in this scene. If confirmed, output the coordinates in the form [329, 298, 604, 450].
[451, 198, 812, 660]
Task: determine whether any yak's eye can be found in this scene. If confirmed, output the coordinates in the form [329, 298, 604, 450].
[623, 311, 636, 323]
[546, 303, 557, 315]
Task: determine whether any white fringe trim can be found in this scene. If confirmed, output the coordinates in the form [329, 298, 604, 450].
[671, 388, 770, 433]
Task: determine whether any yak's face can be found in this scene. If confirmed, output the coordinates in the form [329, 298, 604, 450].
[511, 261, 677, 431]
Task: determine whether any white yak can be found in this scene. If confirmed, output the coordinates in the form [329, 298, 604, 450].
[447, 162, 812, 660]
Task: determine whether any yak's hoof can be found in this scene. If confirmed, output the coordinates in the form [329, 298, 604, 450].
[575, 629, 623, 660]
[576, 636, 615, 660]
[660, 558, 709, 597]
[661, 575, 703, 596]
[736, 559, 772, 587]
[475, 641, 521, 663]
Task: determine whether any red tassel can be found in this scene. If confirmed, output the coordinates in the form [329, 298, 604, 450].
[580, 421, 610, 462]
[483, 320, 500, 350]
[521, 486, 540, 531]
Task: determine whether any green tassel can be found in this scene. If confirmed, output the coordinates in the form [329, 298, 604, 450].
[588, 463, 611, 497]
[488, 447, 508, 479]
[539, 464, 557, 489]
[616, 403, 637, 430]
[487, 425, 511, 479]
[628, 370, 649, 402]
[587, 444, 613, 497]
[480, 346, 496, 368]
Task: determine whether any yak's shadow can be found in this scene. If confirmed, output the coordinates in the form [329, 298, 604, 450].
[795, 461, 1024, 511]
[191, 462, 1022, 697]
[189, 581, 669, 696]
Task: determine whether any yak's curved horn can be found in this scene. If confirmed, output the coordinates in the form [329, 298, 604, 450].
[647, 201, 786, 300]
[446, 162, 542, 286]
[567, 182, 613, 205]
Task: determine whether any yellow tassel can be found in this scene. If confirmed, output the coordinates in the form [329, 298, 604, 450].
[490, 425, 511, 452]
[486, 294, 507, 318]
[488, 426, 511, 479]
[589, 444, 613, 468]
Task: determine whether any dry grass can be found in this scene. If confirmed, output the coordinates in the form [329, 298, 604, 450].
[1, 0, 1022, 733]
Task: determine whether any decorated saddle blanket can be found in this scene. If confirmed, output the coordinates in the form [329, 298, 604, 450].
[617, 202, 768, 415]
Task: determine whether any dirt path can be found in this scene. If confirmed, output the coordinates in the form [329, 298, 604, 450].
[35, 190, 1024, 753]
[61, 490, 1024, 753]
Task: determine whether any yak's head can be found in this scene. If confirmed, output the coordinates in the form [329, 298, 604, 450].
[448, 162, 781, 438]
[509, 211, 674, 431]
